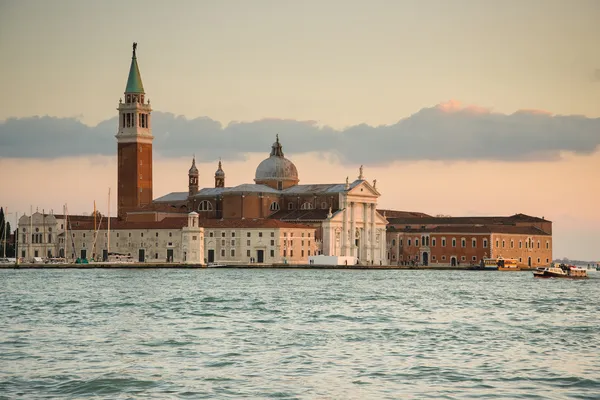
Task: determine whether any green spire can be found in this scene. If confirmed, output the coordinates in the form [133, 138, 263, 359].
[125, 42, 144, 93]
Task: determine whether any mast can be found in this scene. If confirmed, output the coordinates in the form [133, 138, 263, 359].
[15, 211, 19, 265]
[107, 188, 111, 256]
[29, 205, 32, 260]
[2, 206, 6, 259]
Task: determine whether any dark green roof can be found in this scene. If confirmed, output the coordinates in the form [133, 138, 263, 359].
[125, 56, 144, 93]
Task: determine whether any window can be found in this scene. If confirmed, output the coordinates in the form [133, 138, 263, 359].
[519, 241, 522, 248]
[461, 238, 466, 247]
[288, 202, 294, 210]
[546, 241, 549, 249]
[415, 239, 419, 247]
[221, 249, 225, 257]
[496, 240, 499, 248]
[408, 239, 412, 246]
[442, 255, 446, 260]
[117, 233, 120, 238]
[432, 255, 436, 261]
[231, 240, 235, 246]
[510, 240, 514, 248]
[452, 238, 456, 247]
[155, 232, 158, 237]
[83, 233, 86, 238]
[392, 239, 396, 246]
[247, 240, 250, 246]
[169, 232, 172, 237]
[270, 250, 275, 257]
[221, 232, 226, 237]
[301, 240, 304, 246]
[537, 258, 541, 263]
[231, 249, 235, 257]
[519, 257, 522, 262]
[301, 250, 304, 257]
[198, 201, 213, 211]
[209, 232, 214, 237]
[432, 238, 436, 247]
[483, 239, 488, 248]
[141, 233, 144, 238]
[472, 256, 477, 261]
[472, 239, 476, 248]
[290, 250, 294, 257]
[259, 232, 263, 237]
[271, 240, 275, 246]
[231, 232, 235, 237]
[441, 238, 446, 247]
[502, 240, 505, 248]
[300, 202, 313, 210]
[461, 256, 466, 261]
[537, 241, 540, 249]
[221, 239, 225, 246]
[269, 202, 280, 211]
[192, 236, 197, 241]
[321, 202, 328, 209]
[247, 250, 251, 257]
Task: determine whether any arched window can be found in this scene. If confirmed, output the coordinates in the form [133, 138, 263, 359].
[321, 202, 328, 209]
[198, 200, 213, 211]
[288, 202, 294, 210]
[300, 202, 313, 210]
[269, 202, 280, 211]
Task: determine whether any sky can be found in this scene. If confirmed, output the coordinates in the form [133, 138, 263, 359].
[0, 0, 599, 260]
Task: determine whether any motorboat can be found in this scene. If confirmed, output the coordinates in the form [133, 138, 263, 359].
[533, 263, 588, 279]
[497, 257, 520, 271]
[206, 262, 227, 268]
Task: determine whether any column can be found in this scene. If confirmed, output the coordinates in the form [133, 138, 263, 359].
[370, 203, 376, 263]
[350, 202, 355, 258]
[362, 202, 368, 262]
[341, 195, 348, 256]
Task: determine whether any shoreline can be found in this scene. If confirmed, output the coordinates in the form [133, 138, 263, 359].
[0, 263, 539, 271]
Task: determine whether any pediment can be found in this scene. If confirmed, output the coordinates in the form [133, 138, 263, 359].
[348, 180, 380, 197]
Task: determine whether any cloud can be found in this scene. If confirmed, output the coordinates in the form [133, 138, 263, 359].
[1, 101, 599, 165]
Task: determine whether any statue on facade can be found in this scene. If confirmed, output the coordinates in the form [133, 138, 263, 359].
[133, 42, 137, 56]
[359, 165, 364, 180]
[345, 176, 349, 189]
[373, 179, 377, 189]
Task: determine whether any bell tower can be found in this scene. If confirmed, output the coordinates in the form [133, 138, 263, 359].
[215, 159, 225, 188]
[116, 42, 153, 219]
[188, 156, 199, 196]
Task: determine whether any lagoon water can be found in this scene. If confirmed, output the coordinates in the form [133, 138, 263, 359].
[1, 269, 599, 399]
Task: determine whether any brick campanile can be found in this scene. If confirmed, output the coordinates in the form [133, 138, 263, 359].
[116, 42, 153, 219]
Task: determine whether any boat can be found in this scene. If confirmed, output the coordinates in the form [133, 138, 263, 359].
[107, 253, 135, 263]
[533, 263, 588, 279]
[206, 262, 227, 268]
[497, 257, 520, 271]
[480, 258, 499, 270]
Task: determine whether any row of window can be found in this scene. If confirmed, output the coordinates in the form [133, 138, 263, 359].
[22, 233, 52, 244]
[21, 227, 53, 233]
[390, 253, 551, 264]
[208, 231, 310, 238]
[198, 200, 334, 213]
[495, 239, 550, 249]
[393, 237, 490, 249]
[121, 112, 149, 128]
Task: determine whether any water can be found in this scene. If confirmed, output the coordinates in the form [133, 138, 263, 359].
[1, 269, 599, 399]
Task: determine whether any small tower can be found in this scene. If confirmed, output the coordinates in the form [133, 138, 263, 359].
[116, 42, 153, 219]
[215, 159, 225, 188]
[188, 156, 199, 196]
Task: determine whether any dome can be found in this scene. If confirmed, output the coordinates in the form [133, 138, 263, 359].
[188, 157, 198, 175]
[254, 135, 299, 184]
[215, 160, 225, 177]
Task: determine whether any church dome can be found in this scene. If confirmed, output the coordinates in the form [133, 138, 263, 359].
[254, 135, 298, 186]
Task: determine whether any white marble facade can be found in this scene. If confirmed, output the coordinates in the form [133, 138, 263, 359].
[321, 179, 388, 265]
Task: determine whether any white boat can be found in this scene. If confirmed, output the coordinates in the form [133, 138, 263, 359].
[533, 263, 588, 279]
[206, 262, 227, 268]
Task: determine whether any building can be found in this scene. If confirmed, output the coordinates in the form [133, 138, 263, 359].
[386, 214, 553, 267]
[118, 44, 388, 265]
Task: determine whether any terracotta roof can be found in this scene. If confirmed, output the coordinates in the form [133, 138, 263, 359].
[387, 213, 550, 225]
[200, 219, 314, 230]
[269, 208, 332, 221]
[377, 209, 431, 218]
[388, 224, 550, 236]
[68, 217, 313, 231]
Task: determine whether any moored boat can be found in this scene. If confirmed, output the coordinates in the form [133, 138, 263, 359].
[497, 257, 520, 271]
[533, 263, 588, 279]
[206, 262, 227, 268]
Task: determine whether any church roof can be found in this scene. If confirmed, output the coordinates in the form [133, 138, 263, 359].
[196, 188, 226, 197]
[154, 192, 188, 203]
[223, 184, 281, 194]
[125, 44, 144, 93]
[282, 180, 362, 194]
[269, 208, 333, 221]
